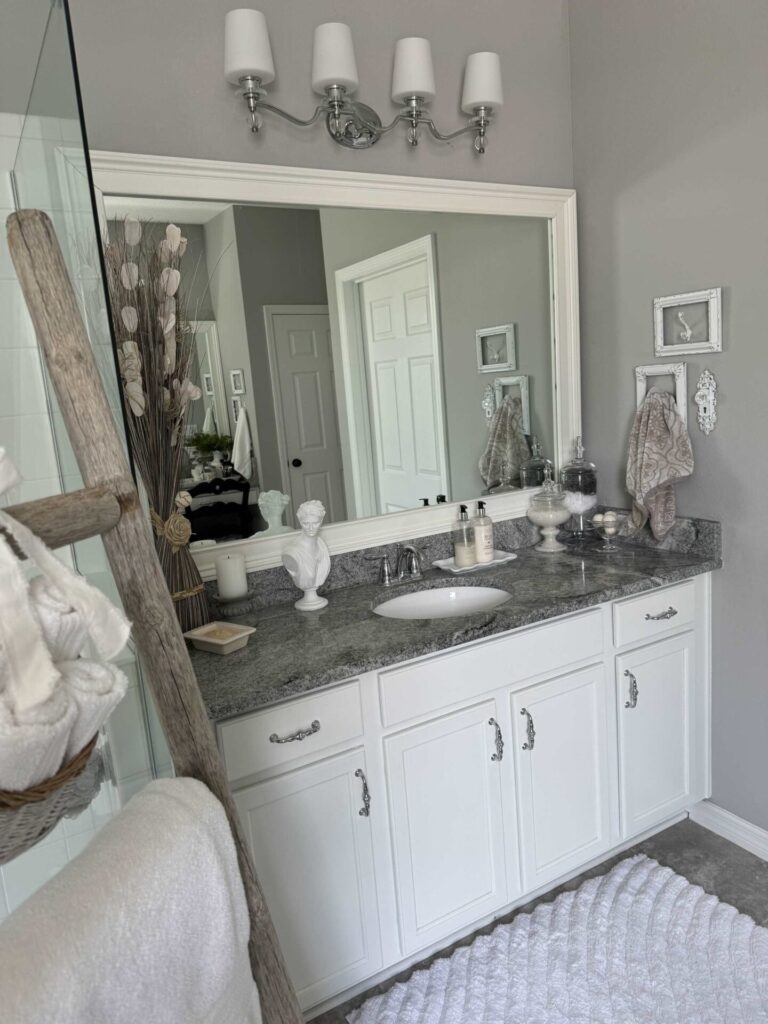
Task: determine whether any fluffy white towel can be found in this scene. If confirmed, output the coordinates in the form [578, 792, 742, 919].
[202, 404, 216, 435]
[0, 778, 262, 1024]
[478, 394, 531, 487]
[29, 575, 87, 661]
[232, 405, 254, 480]
[0, 687, 76, 790]
[58, 660, 129, 761]
[626, 388, 694, 540]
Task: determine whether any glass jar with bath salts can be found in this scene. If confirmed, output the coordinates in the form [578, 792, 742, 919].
[561, 436, 598, 540]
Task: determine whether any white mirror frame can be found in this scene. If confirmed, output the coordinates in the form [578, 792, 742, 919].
[91, 152, 581, 578]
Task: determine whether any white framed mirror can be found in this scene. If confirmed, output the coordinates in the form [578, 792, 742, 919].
[92, 154, 581, 576]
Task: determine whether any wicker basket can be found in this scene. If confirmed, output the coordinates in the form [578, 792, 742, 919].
[0, 738, 104, 865]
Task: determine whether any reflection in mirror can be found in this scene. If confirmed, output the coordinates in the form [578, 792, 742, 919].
[104, 197, 555, 545]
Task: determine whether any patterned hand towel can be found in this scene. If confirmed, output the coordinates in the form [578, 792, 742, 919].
[626, 388, 694, 539]
[479, 394, 531, 487]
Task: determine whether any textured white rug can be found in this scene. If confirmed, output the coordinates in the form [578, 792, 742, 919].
[349, 855, 768, 1023]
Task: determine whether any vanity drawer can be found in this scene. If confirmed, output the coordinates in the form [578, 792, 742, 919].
[379, 610, 603, 727]
[219, 681, 363, 783]
[613, 581, 695, 648]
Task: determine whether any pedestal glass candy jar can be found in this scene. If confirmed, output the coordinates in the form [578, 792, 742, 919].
[561, 436, 598, 540]
[527, 468, 570, 553]
[519, 436, 553, 489]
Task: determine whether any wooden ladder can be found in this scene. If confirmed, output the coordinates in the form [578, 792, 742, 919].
[4, 209, 303, 1024]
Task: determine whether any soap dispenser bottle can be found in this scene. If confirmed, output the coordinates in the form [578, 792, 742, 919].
[472, 500, 494, 564]
[452, 504, 476, 569]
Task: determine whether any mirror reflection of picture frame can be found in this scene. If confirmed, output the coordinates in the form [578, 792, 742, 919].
[229, 368, 246, 395]
[202, 372, 214, 397]
[653, 288, 722, 356]
[231, 395, 243, 421]
[476, 323, 516, 372]
[493, 374, 531, 433]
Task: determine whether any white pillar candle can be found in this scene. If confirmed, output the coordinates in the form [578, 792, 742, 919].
[461, 52, 504, 113]
[391, 37, 436, 103]
[224, 9, 275, 85]
[312, 22, 358, 94]
[215, 552, 248, 600]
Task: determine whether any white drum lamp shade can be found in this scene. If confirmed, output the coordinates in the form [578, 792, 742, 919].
[461, 52, 504, 113]
[312, 23, 359, 94]
[391, 37, 436, 103]
[224, 9, 275, 85]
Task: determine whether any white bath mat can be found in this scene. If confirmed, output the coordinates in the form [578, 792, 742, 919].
[349, 855, 768, 1023]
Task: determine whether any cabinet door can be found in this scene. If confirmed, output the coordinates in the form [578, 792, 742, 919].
[512, 665, 610, 890]
[617, 633, 693, 838]
[384, 701, 508, 955]
[234, 749, 382, 1010]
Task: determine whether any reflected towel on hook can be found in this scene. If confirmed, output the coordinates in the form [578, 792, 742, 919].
[58, 660, 129, 761]
[231, 406, 254, 481]
[626, 388, 694, 540]
[201, 405, 216, 435]
[478, 394, 531, 487]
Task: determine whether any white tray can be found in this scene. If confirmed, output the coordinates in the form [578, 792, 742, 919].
[432, 550, 518, 575]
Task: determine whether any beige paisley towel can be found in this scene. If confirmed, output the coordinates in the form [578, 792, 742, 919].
[479, 394, 531, 487]
[626, 388, 693, 539]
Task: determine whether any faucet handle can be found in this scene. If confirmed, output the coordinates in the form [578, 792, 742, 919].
[366, 553, 395, 586]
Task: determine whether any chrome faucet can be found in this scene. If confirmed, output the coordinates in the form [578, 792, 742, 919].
[396, 543, 426, 581]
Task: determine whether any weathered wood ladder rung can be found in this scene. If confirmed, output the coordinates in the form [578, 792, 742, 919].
[5, 209, 303, 1024]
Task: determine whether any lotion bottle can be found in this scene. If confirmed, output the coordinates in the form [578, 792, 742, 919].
[452, 504, 476, 568]
[472, 500, 494, 563]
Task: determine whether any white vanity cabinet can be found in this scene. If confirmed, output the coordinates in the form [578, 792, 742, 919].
[220, 575, 711, 1015]
[384, 700, 509, 955]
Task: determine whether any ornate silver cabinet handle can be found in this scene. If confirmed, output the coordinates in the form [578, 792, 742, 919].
[644, 606, 678, 621]
[269, 720, 320, 744]
[624, 670, 639, 709]
[488, 717, 504, 762]
[520, 707, 536, 751]
[355, 768, 371, 817]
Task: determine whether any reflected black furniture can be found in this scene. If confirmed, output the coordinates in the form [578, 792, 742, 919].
[185, 477, 261, 541]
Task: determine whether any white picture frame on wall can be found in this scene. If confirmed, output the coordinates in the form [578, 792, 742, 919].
[231, 396, 243, 421]
[476, 323, 517, 372]
[229, 368, 246, 395]
[653, 288, 722, 356]
[493, 374, 531, 433]
[635, 362, 688, 424]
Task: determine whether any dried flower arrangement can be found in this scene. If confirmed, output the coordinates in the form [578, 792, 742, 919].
[104, 219, 209, 631]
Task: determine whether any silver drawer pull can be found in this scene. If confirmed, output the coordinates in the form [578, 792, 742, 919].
[644, 606, 678, 621]
[355, 768, 371, 817]
[520, 707, 536, 751]
[269, 720, 320, 744]
[624, 669, 639, 709]
[488, 717, 504, 762]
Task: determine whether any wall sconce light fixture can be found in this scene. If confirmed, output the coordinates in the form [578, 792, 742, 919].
[224, 10, 503, 154]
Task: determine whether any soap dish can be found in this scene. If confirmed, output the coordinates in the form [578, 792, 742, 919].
[432, 550, 518, 575]
[183, 621, 256, 655]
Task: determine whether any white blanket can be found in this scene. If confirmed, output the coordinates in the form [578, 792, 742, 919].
[0, 778, 262, 1024]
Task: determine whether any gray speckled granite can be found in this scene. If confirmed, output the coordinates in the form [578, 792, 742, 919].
[192, 514, 721, 723]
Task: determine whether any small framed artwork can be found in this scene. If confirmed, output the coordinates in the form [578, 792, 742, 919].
[493, 374, 530, 433]
[653, 288, 722, 356]
[229, 368, 246, 395]
[476, 323, 517, 372]
[202, 372, 214, 397]
[231, 396, 243, 421]
[634, 362, 688, 424]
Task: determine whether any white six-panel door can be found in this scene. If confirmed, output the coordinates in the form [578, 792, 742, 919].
[234, 749, 382, 1010]
[384, 701, 508, 955]
[512, 665, 610, 890]
[617, 633, 694, 837]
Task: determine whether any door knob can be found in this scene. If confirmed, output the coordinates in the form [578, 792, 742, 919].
[291, 458, 303, 467]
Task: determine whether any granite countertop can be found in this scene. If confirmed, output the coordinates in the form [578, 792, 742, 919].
[191, 533, 721, 724]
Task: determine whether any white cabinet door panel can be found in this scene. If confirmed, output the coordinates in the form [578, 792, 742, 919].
[512, 666, 610, 890]
[385, 701, 508, 955]
[234, 749, 381, 1010]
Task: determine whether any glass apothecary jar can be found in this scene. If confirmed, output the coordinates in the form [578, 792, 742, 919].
[561, 436, 598, 540]
[519, 436, 553, 489]
[527, 469, 570, 553]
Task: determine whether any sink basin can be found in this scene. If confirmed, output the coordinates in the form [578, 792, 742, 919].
[373, 586, 511, 620]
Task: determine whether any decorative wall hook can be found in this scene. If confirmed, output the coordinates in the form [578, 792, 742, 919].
[694, 369, 718, 435]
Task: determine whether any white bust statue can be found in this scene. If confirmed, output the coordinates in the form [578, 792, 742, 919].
[281, 500, 331, 611]
[257, 489, 291, 535]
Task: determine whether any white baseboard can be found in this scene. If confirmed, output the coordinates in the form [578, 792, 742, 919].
[689, 801, 768, 862]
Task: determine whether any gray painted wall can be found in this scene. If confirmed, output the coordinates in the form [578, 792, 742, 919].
[233, 205, 328, 493]
[68, 0, 573, 188]
[319, 209, 553, 503]
[570, 1, 768, 828]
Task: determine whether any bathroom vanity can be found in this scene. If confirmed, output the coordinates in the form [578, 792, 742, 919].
[192, 536, 718, 1015]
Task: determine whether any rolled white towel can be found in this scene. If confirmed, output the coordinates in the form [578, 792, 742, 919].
[58, 660, 129, 761]
[29, 576, 87, 662]
[0, 687, 77, 791]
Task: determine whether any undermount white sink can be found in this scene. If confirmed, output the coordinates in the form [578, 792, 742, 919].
[372, 586, 511, 620]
